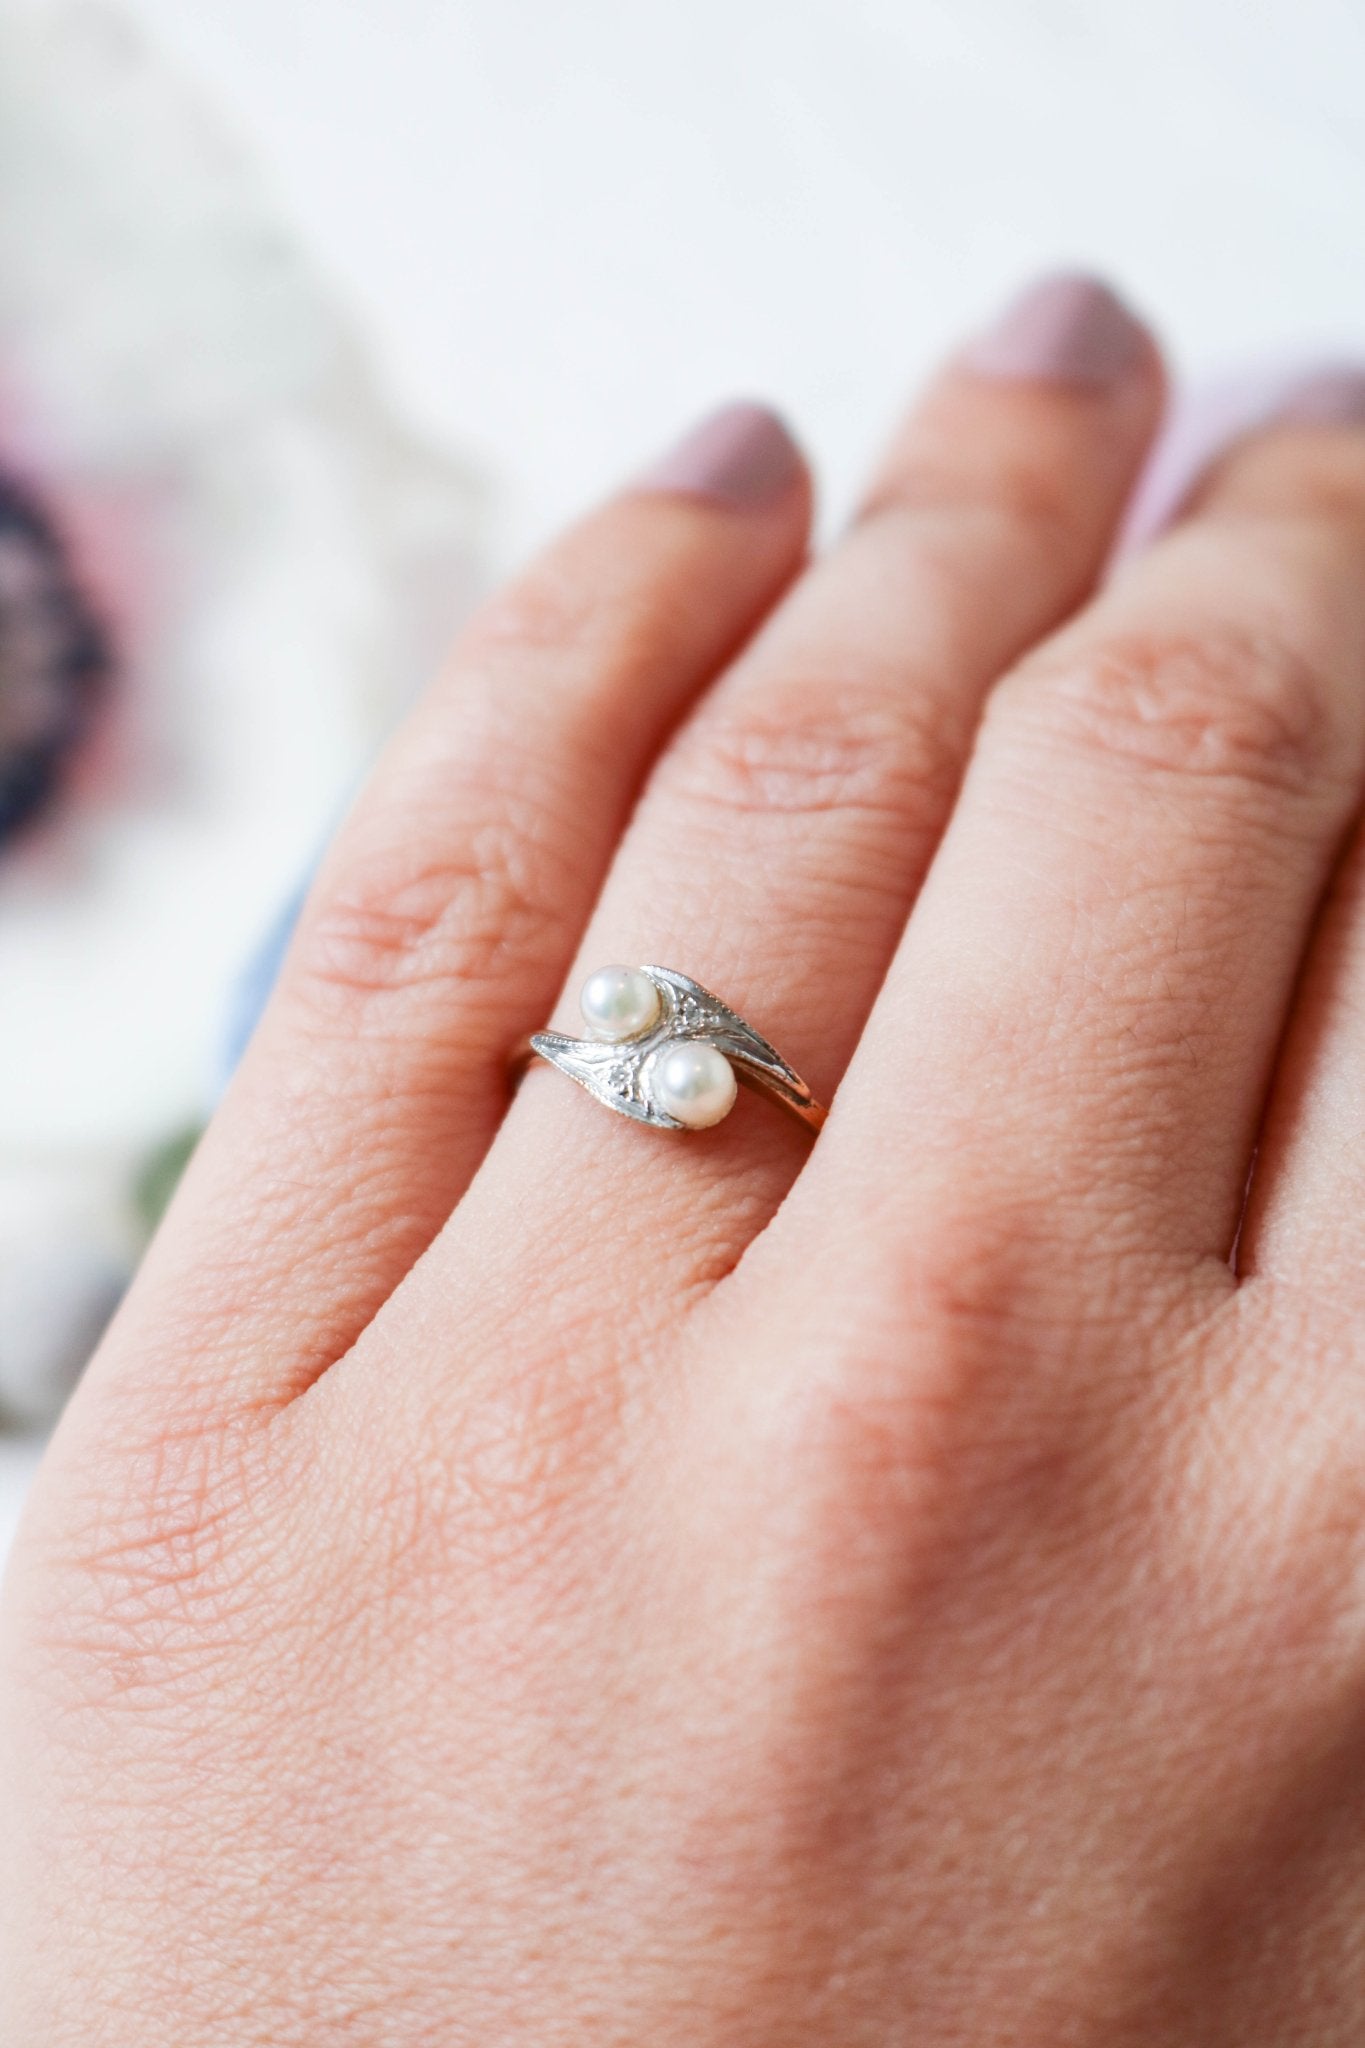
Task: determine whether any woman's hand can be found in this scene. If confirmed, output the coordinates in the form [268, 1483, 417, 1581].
[7, 275, 1365, 2045]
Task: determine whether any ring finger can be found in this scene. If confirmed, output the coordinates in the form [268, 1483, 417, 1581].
[803, 380, 1365, 1318]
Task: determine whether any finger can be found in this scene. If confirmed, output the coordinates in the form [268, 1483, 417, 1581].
[1238, 817, 1365, 1290]
[88, 407, 812, 1423]
[416, 276, 1163, 1332]
[1233, 376, 1365, 1287]
[808, 378, 1365, 1305]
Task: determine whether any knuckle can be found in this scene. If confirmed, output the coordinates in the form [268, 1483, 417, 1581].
[1207, 1376, 1365, 1668]
[1004, 624, 1343, 801]
[466, 547, 612, 661]
[292, 811, 570, 1013]
[777, 1190, 1166, 1555]
[662, 670, 960, 825]
[1201, 430, 1365, 538]
[27, 1424, 266, 1702]
[375, 1346, 628, 1614]
[787, 1206, 1073, 1506]
[465, 544, 691, 705]
[866, 452, 1087, 565]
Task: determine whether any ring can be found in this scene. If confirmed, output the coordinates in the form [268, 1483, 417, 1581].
[516, 965, 827, 1135]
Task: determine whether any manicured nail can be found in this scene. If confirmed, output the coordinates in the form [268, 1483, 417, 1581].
[1274, 366, 1365, 429]
[637, 401, 805, 508]
[965, 272, 1148, 389]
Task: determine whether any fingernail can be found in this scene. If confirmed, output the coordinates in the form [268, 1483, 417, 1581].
[637, 401, 805, 508]
[965, 272, 1148, 389]
[1274, 366, 1365, 429]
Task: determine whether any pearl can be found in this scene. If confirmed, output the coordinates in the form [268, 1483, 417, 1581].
[650, 1039, 737, 1129]
[580, 964, 661, 1043]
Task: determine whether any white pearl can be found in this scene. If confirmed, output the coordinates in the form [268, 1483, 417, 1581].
[580, 964, 661, 1042]
[651, 1039, 737, 1129]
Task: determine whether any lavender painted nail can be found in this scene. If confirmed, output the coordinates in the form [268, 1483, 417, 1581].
[966, 273, 1148, 389]
[638, 401, 805, 508]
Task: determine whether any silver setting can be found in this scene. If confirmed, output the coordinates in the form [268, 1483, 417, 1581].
[523, 965, 825, 1135]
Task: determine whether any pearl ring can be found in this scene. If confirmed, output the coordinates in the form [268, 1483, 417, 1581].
[515, 965, 826, 1135]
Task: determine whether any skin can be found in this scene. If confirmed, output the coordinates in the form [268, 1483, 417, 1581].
[5, 294, 1365, 2043]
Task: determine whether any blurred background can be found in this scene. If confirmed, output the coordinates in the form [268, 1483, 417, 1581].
[3, 0, 1364, 1551]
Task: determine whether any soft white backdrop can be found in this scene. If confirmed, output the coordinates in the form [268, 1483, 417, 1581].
[3, 0, 1364, 1544]
[106, 0, 1365, 555]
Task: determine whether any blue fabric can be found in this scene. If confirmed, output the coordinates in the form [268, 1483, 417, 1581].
[216, 874, 312, 1092]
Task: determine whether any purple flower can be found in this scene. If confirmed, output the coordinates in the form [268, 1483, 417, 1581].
[0, 473, 109, 844]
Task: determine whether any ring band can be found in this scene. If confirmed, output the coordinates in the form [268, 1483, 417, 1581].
[514, 965, 827, 1135]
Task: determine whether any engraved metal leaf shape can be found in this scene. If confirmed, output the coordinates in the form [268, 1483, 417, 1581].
[529, 965, 816, 1132]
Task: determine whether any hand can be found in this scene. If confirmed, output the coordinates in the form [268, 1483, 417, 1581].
[7, 275, 1365, 2045]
